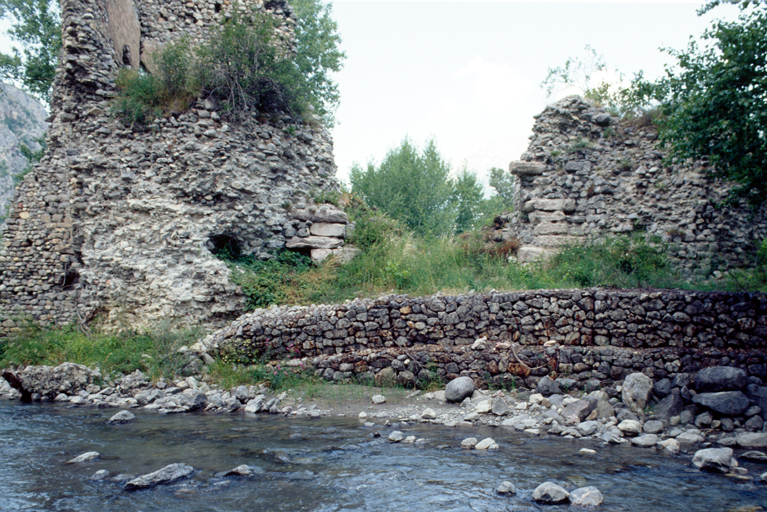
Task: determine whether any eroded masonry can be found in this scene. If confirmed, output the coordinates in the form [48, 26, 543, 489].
[0, 0, 350, 333]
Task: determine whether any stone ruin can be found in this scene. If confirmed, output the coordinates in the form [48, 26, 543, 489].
[505, 96, 767, 275]
[0, 0, 352, 334]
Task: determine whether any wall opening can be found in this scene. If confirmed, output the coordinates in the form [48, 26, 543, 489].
[208, 234, 242, 259]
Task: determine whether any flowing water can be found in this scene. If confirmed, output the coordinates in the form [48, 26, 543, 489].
[1, 401, 765, 511]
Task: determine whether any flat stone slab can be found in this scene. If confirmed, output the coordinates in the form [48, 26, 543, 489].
[286, 236, 343, 249]
[124, 463, 195, 490]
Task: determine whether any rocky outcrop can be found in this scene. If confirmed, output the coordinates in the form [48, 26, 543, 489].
[2, 362, 99, 401]
[505, 96, 767, 273]
[0, 0, 344, 333]
[0, 83, 48, 224]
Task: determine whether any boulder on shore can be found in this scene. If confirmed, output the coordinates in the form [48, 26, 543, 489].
[622, 372, 653, 413]
[445, 376, 475, 403]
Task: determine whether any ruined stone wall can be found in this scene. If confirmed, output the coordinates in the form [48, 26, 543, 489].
[201, 289, 767, 396]
[0, 0, 343, 334]
[506, 96, 767, 275]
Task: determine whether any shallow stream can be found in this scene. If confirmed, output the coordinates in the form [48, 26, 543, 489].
[1, 402, 765, 511]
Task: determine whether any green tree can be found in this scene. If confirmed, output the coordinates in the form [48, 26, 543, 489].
[638, 0, 767, 207]
[350, 138, 459, 238]
[290, 0, 345, 126]
[488, 167, 515, 208]
[453, 169, 484, 234]
[0, 0, 60, 103]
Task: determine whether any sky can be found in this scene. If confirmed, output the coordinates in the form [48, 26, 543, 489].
[329, 0, 741, 192]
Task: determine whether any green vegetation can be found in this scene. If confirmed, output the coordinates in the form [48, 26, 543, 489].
[114, 3, 344, 125]
[0, 321, 203, 382]
[349, 138, 505, 238]
[0, 0, 60, 103]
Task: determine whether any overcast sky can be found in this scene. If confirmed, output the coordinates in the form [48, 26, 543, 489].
[330, 0, 740, 192]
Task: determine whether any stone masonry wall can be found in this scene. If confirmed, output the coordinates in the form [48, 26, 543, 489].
[506, 96, 767, 275]
[201, 289, 767, 404]
[0, 0, 343, 334]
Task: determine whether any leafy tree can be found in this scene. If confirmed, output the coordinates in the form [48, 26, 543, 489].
[290, 0, 345, 126]
[488, 167, 515, 208]
[350, 138, 465, 238]
[635, 0, 767, 207]
[0, 0, 60, 104]
[453, 169, 484, 234]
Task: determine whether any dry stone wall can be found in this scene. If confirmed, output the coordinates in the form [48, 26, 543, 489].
[202, 288, 767, 398]
[506, 96, 767, 274]
[0, 0, 344, 334]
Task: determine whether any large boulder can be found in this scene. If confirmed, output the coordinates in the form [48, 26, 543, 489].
[2, 363, 99, 401]
[561, 398, 598, 422]
[736, 433, 767, 449]
[694, 366, 747, 392]
[745, 384, 767, 420]
[692, 391, 750, 416]
[445, 376, 475, 403]
[692, 448, 735, 473]
[622, 373, 654, 413]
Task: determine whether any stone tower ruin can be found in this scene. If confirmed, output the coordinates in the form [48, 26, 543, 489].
[0, 0, 343, 334]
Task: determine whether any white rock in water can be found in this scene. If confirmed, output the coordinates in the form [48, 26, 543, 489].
[358, 411, 368, 419]
[496, 481, 516, 494]
[631, 434, 659, 447]
[475, 438, 496, 450]
[124, 463, 195, 490]
[107, 410, 135, 424]
[224, 464, 263, 477]
[658, 438, 680, 455]
[371, 395, 386, 404]
[579, 448, 596, 455]
[388, 431, 404, 442]
[532, 482, 569, 503]
[461, 437, 478, 449]
[570, 486, 604, 507]
[692, 448, 735, 473]
[67, 451, 100, 463]
[421, 408, 436, 420]
[90, 470, 110, 481]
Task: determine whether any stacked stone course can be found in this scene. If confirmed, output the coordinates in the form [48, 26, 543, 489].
[0, 0, 344, 333]
[203, 288, 767, 394]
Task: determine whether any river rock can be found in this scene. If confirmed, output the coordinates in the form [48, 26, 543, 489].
[561, 398, 597, 421]
[474, 399, 492, 414]
[537, 376, 561, 396]
[676, 431, 705, 444]
[736, 433, 767, 449]
[445, 377, 475, 403]
[371, 395, 386, 404]
[570, 486, 604, 507]
[107, 410, 135, 425]
[124, 463, 195, 490]
[491, 397, 509, 416]
[653, 393, 684, 420]
[461, 437, 478, 449]
[740, 450, 767, 462]
[421, 407, 436, 420]
[745, 384, 767, 420]
[631, 434, 659, 447]
[658, 438, 680, 455]
[622, 372, 654, 413]
[694, 367, 748, 392]
[576, 420, 600, 436]
[388, 431, 404, 443]
[617, 419, 642, 436]
[643, 420, 664, 434]
[496, 481, 516, 494]
[532, 482, 569, 503]
[223, 464, 263, 477]
[67, 451, 100, 463]
[692, 391, 750, 416]
[692, 448, 735, 473]
[475, 438, 496, 450]
[90, 470, 110, 481]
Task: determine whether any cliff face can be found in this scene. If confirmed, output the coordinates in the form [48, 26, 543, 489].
[506, 96, 767, 275]
[0, 84, 48, 222]
[0, 0, 342, 334]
